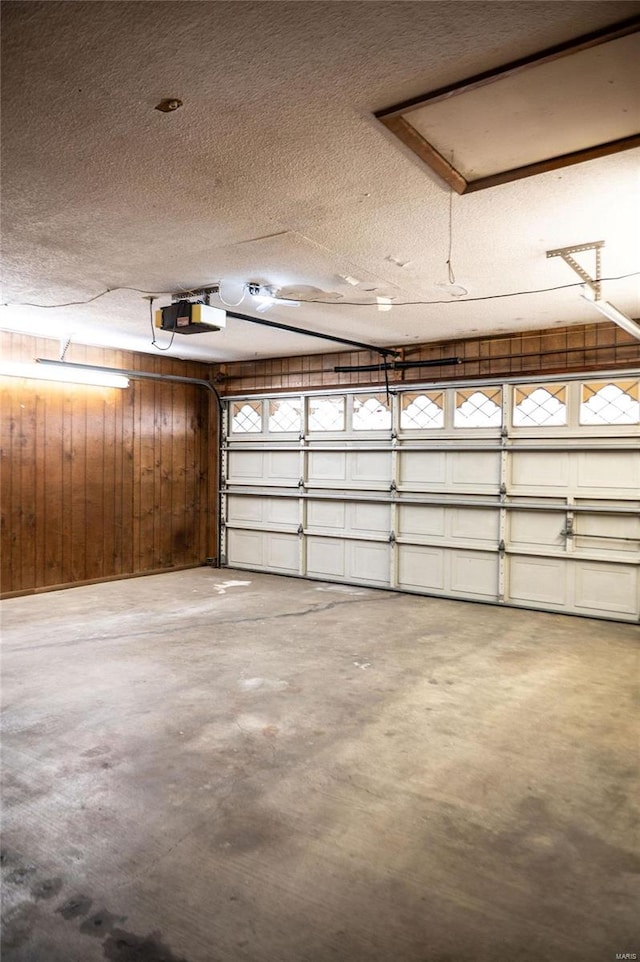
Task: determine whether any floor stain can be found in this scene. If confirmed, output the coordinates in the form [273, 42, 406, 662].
[80, 908, 127, 937]
[5, 865, 36, 885]
[1, 901, 39, 951]
[56, 894, 93, 919]
[30, 876, 63, 900]
[103, 928, 189, 961]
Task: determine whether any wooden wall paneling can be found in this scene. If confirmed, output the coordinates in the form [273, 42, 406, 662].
[214, 322, 640, 395]
[181, 386, 194, 566]
[170, 382, 188, 566]
[1, 333, 217, 596]
[138, 378, 158, 573]
[157, 375, 173, 569]
[1, 377, 15, 592]
[120, 376, 134, 576]
[84, 388, 107, 582]
[69, 383, 87, 583]
[7, 377, 20, 594]
[42, 384, 64, 587]
[19, 370, 37, 592]
[102, 384, 117, 578]
[60, 384, 74, 585]
[33, 386, 46, 589]
[566, 327, 586, 369]
[107, 383, 120, 575]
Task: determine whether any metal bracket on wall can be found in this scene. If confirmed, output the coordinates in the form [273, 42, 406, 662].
[546, 240, 604, 300]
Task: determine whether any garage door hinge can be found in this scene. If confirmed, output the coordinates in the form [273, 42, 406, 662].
[298, 477, 306, 489]
[389, 531, 396, 544]
[498, 539, 506, 555]
[297, 523, 304, 536]
[389, 480, 397, 493]
[561, 517, 574, 539]
[499, 482, 507, 495]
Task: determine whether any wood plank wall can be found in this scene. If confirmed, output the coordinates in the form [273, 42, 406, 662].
[1, 333, 217, 597]
[214, 322, 640, 394]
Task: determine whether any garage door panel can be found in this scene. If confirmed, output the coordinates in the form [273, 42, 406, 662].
[228, 450, 264, 482]
[450, 550, 498, 597]
[265, 534, 299, 573]
[450, 508, 499, 542]
[227, 528, 298, 572]
[350, 502, 390, 534]
[349, 451, 391, 484]
[306, 537, 346, 578]
[449, 452, 500, 488]
[266, 451, 299, 484]
[265, 499, 299, 526]
[227, 495, 263, 524]
[508, 556, 568, 606]
[227, 529, 264, 567]
[398, 546, 445, 591]
[347, 541, 390, 584]
[399, 451, 446, 486]
[399, 451, 499, 491]
[308, 451, 346, 482]
[576, 451, 640, 494]
[509, 511, 564, 549]
[575, 512, 640, 552]
[574, 563, 638, 615]
[510, 452, 570, 491]
[226, 495, 298, 528]
[398, 505, 446, 539]
[225, 378, 639, 622]
[307, 500, 346, 531]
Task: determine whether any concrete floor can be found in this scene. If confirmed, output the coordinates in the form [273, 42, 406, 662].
[1, 569, 638, 962]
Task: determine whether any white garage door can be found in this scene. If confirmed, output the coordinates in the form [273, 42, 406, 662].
[221, 372, 640, 622]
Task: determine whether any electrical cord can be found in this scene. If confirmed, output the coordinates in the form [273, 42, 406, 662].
[216, 282, 247, 308]
[3, 273, 638, 311]
[148, 297, 176, 352]
[3, 287, 175, 309]
[298, 273, 640, 306]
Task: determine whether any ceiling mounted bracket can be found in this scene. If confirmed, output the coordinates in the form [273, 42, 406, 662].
[546, 240, 604, 299]
[171, 286, 220, 305]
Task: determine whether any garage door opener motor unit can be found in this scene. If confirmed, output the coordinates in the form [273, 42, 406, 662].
[155, 300, 226, 335]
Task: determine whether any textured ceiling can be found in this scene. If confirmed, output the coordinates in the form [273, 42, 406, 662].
[1, 0, 639, 362]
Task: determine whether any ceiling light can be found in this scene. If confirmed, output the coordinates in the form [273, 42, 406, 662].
[581, 296, 640, 342]
[0, 360, 130, 388]
[248, 283, 300, 313]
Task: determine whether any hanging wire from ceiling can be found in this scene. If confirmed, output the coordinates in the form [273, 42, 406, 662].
[215, 281, 247, 308]
[443, 153, 468, 298]
[148, 297, 176, 352]
[2, 272, 638, 311]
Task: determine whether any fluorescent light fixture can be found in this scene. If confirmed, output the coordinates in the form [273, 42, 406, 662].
[0, 360, 130, 388]
[581, 295, 640, 342]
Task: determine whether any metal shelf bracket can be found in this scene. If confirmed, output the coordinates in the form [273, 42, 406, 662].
[546, 240, 605, 299]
